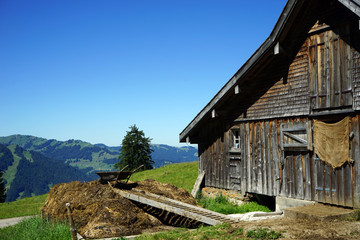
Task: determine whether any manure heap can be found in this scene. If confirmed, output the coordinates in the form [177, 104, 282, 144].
[42, 179, 235, 239]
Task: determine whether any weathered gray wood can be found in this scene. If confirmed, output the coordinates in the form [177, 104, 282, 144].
[252, 123, 257, 193]
[216, 137, 220, 188]
[235, 85, 240, 94]
[338, 0, 360, 17]
[225, 128, 230, 189]
[324, 164, 331, 202]
[338, 164, 345, 206]
[246, 123, 251, 192]
[266, 121, 272, 196]
[65, 203, 77, 240]
[290, 155, 295, 198]
[344, 163, 353, 207]
[325, 31, 331, 108]
[353, 116, 360, 208]
[256, 122, 261, 193]
[304, 153, 311, 200]
[283, 132, 307, 145]
[297, 154, 304, 199]
[240, 123, 247, 195]
[331, 167, 338, 205]
[272, 121, 280, 196]
[260, 122, 265, 194]
[315, 159, 325, 203]
[191, 171, 205, 198]
[112, 187, 237, 226]
[310, 153, 316, 201]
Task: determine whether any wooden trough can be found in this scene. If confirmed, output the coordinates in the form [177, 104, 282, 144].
[96, 165, 143, 184]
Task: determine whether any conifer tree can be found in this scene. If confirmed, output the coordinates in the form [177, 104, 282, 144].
[0, 170, 6, 203]
[115, 125, 154, 171]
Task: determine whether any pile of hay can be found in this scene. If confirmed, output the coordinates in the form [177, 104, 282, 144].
[41, 179, 196, 238]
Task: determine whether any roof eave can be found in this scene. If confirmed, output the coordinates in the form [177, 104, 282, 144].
[179, 0, 299, 143]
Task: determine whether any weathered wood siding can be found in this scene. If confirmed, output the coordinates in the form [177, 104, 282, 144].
[308, 26, 353, 111]
[235, 43, 310, 121]
[198, 120, 230, 190]
[354, 50, 360, 110]
[197, 20, 360, 208]
[199, 116, 359, 207]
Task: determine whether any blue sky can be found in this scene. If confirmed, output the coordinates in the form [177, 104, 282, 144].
[0, 0, 287, 147]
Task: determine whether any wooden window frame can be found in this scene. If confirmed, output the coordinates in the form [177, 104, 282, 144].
[229, 128, 241, 154]
[280, 122, 313, 152]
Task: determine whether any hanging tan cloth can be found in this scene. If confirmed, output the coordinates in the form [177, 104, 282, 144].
[313, 117, 350, 169]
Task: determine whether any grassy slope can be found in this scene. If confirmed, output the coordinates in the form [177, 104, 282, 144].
[0, 194, 47, 219]
[129, 161, 198, 192]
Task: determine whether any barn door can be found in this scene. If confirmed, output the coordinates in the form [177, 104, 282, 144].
[280, 122, 313, 200]
[229, 157, 241, 191]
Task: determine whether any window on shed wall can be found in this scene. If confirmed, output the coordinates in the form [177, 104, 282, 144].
[231, 128, 241, 150]
[308, 24, 352, 112]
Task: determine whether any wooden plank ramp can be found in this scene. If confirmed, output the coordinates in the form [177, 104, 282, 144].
[110, 186, 237, 226]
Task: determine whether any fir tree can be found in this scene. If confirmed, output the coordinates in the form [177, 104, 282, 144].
[115, 125, 154, 171]
[0, 170, 6, 203]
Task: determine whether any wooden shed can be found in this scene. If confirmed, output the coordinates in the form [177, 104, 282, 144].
[180, 0, 360, 208]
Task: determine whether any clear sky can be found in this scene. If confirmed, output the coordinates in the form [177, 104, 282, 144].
[0, 0, 287, 147]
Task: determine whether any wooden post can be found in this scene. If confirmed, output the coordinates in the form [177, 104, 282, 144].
[66, 202, 77, 240]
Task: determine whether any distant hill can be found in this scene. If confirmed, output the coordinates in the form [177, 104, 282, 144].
[0, 143, 90, 202]
[0, 134, 198, 180]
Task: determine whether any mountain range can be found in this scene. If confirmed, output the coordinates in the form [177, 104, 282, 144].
[0, 135, 198, 202]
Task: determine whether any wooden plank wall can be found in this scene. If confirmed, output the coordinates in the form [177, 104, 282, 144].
[308, 28, 353, 110]
[353, 50, 360, 110]
[198, 116, 359, 207]
[313, 115, 359, 207]
[235, 41, 310, 122]
[198, 121, 230, 190]
[353, 115, 360, 208]
[239, 120, 282, 197]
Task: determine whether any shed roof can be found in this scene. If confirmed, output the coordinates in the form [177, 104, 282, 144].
[179, 0, 360, 143]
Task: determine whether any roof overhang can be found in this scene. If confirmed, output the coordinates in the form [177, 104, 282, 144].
[179, 0, 360, 143]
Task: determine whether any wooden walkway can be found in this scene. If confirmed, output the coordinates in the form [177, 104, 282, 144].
[110, 187, 238, 226]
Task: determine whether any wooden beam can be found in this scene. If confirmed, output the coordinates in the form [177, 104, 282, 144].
[191, 171, 205, 198]
[234, 85, 240, 94]
[211, 109, 216, 118]
[111, 187, 236, 226]
[337, 0, 360, 18]
[274, 42, 280, 55]
[283, 131, 308, 145]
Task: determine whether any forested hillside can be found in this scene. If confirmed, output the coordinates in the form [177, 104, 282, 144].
[0, 135, 198, 201]
[0, 135, 198, 171]
[0, 144, 90, 202]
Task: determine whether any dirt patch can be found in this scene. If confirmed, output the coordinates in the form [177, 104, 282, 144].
[41, 179, 196, 239]
[235, 217, 360, 240]
[135, 179, 196, 205]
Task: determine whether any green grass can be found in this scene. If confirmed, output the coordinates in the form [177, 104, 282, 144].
[135, 223, 283, 240]
[197, 194, 271, 215]
[246, 228, 283, 239]
[130, 161, 198, 192]
[0, 217, 72, 240]
[0, 194, 47, 219]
